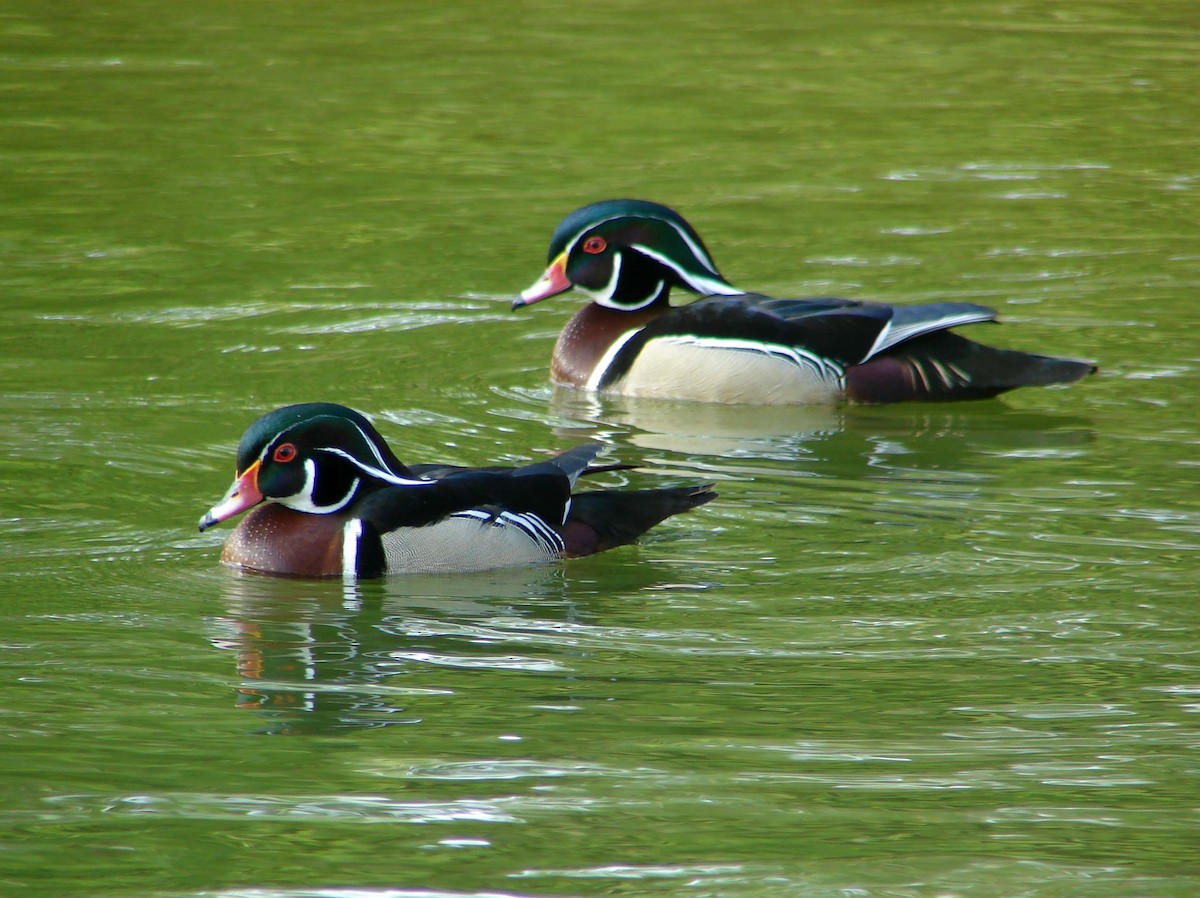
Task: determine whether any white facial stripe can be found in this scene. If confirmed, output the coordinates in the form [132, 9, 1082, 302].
[345, 421, 400, 474]
[274, 458, 316, 510]
[577, 253, 666, 311]
[316, 446, 432, 487]
[563, 213, 714, 271]
[566, 211, 736, 306]
[563, 213, 628, 255]
[575, 253, 624, 305]
[665, 219, 719, 273]
[296, 457, 318, 506]
[630, 244, 739, 296]
[279, 458, 362, 514]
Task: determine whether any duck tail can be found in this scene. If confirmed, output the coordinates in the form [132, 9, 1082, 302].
[562, 484, 716, 557]
[846, 331, 1096, 403]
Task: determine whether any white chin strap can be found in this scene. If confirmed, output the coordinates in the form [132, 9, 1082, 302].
[279, 459, 361, 514]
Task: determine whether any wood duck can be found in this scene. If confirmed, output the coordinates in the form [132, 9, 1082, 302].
[198, 402, 716, 579]
[513, 199, 1096, 404]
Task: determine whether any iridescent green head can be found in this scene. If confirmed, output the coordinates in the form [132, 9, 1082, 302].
[515, 199, 739, 311]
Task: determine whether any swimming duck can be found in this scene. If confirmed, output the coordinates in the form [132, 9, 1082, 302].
[513, 199, 1095, 404]
[198, 403, 715, 578]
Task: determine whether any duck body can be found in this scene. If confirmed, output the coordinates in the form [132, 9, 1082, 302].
[515, 199, 1096, 405]
[199, 403, 715, 579]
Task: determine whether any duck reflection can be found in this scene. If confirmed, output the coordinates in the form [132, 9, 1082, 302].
[210, 565, 570, 734]
[546, 386, 1094, 477]
[548, 387, 844, 458]
[209, 558, 691, 735]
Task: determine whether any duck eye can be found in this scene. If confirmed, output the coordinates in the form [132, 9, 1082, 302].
[272, 443, 298, 463]
[582, 236, 607, 254]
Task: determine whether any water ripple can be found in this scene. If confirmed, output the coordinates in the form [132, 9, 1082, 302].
[34, 791, 593, 825]
[383, 650, 565, 673]
[199, 891, 531, 898]
[362, 759, 618, 782]
[513, 862, 746, 881]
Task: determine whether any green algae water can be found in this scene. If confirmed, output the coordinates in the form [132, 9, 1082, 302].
[2, 1, 1199, 896]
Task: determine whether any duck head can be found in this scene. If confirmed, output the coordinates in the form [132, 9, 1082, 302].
[198, 403, 423, 531]
[514, 199, 740, 312]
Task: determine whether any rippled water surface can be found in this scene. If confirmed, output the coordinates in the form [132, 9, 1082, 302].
[3, 1, 1199, 896]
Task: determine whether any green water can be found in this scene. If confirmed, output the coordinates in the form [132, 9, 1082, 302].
[3, 1, 1199, 896]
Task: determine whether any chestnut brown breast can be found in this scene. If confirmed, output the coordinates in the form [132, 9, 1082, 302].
[220, 504, 348, 577]
[550, 302, 666, 387]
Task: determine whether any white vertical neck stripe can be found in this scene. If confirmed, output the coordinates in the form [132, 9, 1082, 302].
[342, 518, 363, 578]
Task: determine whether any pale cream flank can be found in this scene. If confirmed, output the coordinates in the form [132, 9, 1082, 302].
[379, 515, 560, 574]
[609, 337, 845, 405]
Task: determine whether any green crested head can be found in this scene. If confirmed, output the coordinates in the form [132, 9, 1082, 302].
[517, 199, 740, 311]
[217, 403, 419, 519]
[232, 403, 382, 475]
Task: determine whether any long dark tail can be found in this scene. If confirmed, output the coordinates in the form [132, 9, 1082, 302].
[562, 484, 717, 558]
[846, 331, 1096, 403]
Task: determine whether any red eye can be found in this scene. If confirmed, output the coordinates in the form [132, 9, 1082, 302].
[272, 443, 297, 463]
[582, 236, 607, 254]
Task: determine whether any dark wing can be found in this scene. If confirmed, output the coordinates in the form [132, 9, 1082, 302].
[359, 445, 607, 533]
[562, 483, 717, 557]
[846, 331, 1096, 402]
[869, 302, 999, 357]
[522, 442, 602, 487]
[676, 294, 892, 364]
[408, 444, 614, 485]
[407, 462, 466, 479]
[601, 293, 997, 385]
[743, 294, 1000, 360]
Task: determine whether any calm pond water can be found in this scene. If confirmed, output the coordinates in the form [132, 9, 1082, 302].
[2, 1, 1199, 896]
